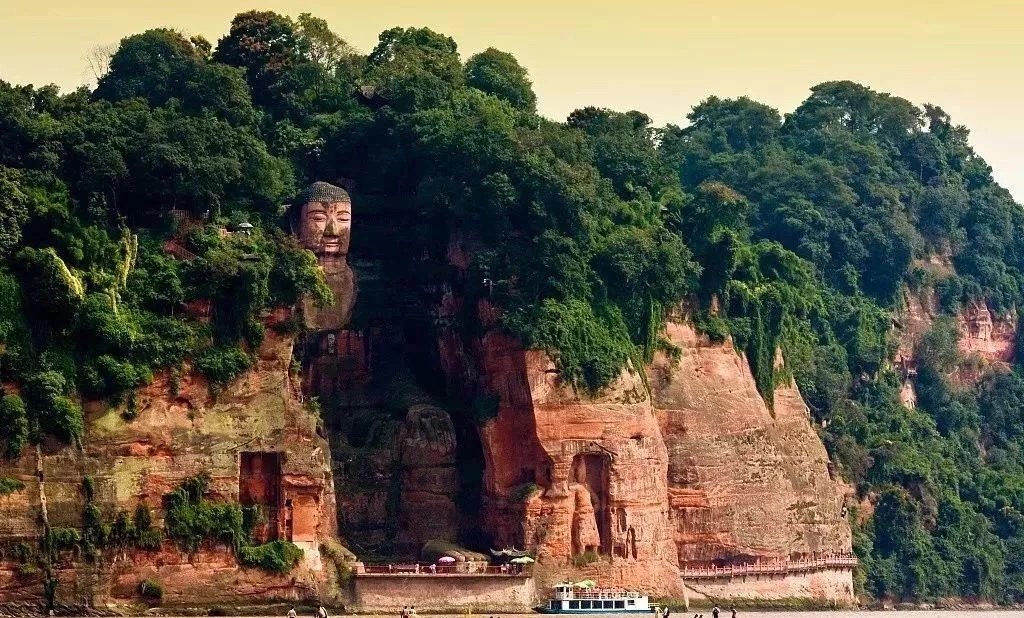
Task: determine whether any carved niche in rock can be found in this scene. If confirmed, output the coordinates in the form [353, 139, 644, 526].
[570, 453, 610, 555]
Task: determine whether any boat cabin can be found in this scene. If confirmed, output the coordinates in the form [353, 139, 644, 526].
[540, 583, 651, 613]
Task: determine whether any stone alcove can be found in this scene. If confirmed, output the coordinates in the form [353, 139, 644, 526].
[570, 452, 611, 555]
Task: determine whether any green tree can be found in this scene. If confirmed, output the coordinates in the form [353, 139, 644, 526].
[464, 48, 537, 111]
[0, 167, 29, 258]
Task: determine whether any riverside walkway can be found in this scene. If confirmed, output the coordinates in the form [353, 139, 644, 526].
[680, 554, 858, 579]
[359, 564, 531, 577]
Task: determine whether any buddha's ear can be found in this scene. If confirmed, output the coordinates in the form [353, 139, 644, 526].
[284, 203, 300, 235]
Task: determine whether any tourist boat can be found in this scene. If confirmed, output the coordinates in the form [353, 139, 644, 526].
[536, 581, 653, 613]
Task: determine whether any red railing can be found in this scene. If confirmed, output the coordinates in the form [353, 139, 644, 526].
[360, 564, 530, 576]
[680, 554, 858, 579]
[556, 590, 644, 599]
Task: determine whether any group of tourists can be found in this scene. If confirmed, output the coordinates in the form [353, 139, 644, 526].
[286, 606, 329, 618]
[659, 605, 735, 618]
[694, 607, 737, 618]
[400, 606, 419, 617]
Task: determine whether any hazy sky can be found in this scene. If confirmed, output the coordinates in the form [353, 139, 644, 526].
[2, 0, 1021, 200]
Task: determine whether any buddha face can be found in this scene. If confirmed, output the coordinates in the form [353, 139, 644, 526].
[300, 199, 352, 258]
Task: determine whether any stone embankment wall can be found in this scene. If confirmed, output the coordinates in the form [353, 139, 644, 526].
[352, 574, 536, 611]
[685, 568, 855, 603]
[1, 546, 321, 606]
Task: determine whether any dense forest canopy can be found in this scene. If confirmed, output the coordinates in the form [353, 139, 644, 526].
[2, 9, 1024, 602]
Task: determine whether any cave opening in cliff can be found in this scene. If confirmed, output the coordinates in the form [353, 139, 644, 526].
[571, 453, 611, 555]
[239, 452, 283, 542]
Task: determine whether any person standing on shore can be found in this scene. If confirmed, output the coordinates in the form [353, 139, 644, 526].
[712, 606, 720, 618]
[287, 608, 297, 618]
[730, 608, 736, 618]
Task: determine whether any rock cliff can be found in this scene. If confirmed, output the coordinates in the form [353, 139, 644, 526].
[0, 310, 338, 607]
[650, 323, 851, 565]
[438, 310, 852, 597]
[897, 287, 1016, 393]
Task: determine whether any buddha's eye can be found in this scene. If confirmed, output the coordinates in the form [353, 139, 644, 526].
[310, 214, 328, 223]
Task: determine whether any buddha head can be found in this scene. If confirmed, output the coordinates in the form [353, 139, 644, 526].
[293, 181, 352, 261]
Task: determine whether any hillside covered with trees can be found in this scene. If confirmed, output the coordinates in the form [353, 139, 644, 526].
[2, 10, 1024, 603]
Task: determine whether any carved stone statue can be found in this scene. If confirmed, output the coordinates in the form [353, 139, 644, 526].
[290, 183, 462, 554]
[291, 181, 356, 329]
[296, 181, 352, 274]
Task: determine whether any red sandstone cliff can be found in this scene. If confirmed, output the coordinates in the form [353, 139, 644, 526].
[650, 323, 851, 565]
[439, 311, 853, 597]
[897, 287, 1016, 397]
[0, 310, 339, 607]
[475, 332, 681, 595]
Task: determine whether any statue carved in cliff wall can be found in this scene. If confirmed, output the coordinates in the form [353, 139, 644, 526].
[569, 454, 608, 556]
[289, 183, 463, 555]
[290, 181, 356, 330]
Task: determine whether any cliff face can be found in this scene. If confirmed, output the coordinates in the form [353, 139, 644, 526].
[441, 315, 852, 597]
[650, 323, 851, 565]
[898, 288, 1016, 392]
[0, 310, 338, 606]
[474, 332, 680, 594]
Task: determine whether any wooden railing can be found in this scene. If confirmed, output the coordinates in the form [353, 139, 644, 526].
[680, 554, 858, 579]
[360, 564, 531, 576]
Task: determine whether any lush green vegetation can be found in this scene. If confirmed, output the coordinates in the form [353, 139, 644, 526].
[0, 8, 1023, 603]
[164, 474, 303, 573]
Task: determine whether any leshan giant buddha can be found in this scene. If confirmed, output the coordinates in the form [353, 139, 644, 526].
[291, 181, 356, 330]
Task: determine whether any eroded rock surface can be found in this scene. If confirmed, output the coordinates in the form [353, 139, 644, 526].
[649, 322, 852, 565]
[0, 312, 337, 605]
[445, 316, 852, 597]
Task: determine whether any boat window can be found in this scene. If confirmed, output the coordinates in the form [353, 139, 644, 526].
[580, 601, 591, 609]
[569, 601, 580, 609]
[615, 601, 625, 609]
[550, 601, 557, 609]
[627, 599, 635, 605]
[604, 601, 614, 609]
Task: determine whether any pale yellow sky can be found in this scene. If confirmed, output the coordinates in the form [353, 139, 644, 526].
[1, 0, 1021, 200]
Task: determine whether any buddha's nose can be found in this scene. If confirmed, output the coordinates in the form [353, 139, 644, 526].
[324, 218, 337, 235]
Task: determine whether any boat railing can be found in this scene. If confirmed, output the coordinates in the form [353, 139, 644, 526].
[555, 590, 643, 600]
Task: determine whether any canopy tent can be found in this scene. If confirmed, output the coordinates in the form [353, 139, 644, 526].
[573, 580, 597, 589]
[436, 556, 456, 563]
[510, 556, 535, 564]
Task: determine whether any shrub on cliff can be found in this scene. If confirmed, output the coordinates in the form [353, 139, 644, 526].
[0, 476, 25, 496]
[239, 540, 304, 573]
[163, 475, 303, 574]
[571, 550, 600, 567]
[138, 578, 163, 602]
[24, 371, 84, 444]
[0, 393, 28, 457]
[193, 345, 253, 392]
[164, 474, 248, 552]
